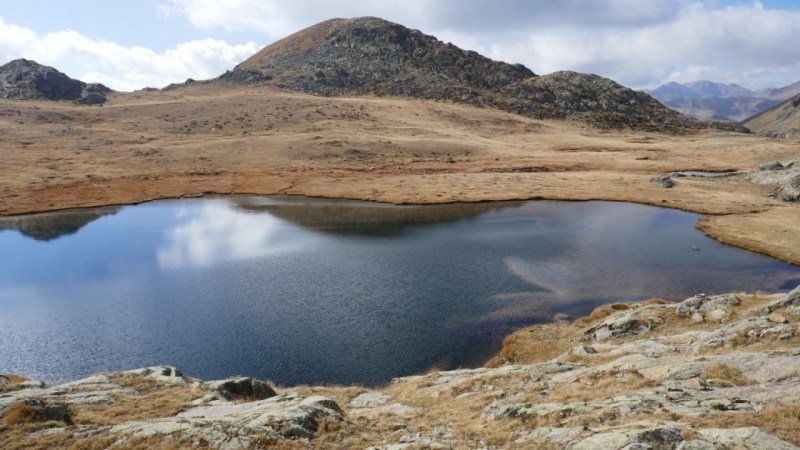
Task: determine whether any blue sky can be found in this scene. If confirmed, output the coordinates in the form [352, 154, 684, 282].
[1, 1, 799, 91]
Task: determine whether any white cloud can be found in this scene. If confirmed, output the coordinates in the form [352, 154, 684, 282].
[0, 17, 259, 91]
[158, 0, 800, 89]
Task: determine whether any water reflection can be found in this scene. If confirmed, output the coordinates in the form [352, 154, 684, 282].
[156, 200, 321, 269]
[0, 207, 119, 241]
[232, 196, 526, 237]
[0, 197, 798, 387]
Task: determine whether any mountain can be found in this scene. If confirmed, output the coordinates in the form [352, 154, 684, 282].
[742, 93, 800, 139]
[648, 81, 756, 99]
[760, 80, 800, 100]
[647, 79, 800, 122]
[216, 17, 740, 133]
[0, 59, 111, 105]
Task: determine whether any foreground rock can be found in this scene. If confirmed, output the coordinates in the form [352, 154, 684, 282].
[2, 288, 799, 448]
[0, 59, 111, 105]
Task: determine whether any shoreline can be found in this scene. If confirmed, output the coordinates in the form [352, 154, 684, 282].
[3, 287, 799, 448]
[4, 186, 800, 268]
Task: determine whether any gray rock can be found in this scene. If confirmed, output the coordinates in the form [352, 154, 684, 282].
[759, 161, 784, 171]
[124, 366, 187, 384]
[110, 393, 344, 444]
[697, 427, 799, 450]
[197, 376, 276, 404]
[350, 391, 390, 408]
[651, 174, 676, 188]
[0, 59, 110, 104]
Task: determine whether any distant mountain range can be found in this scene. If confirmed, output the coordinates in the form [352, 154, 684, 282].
[646, 80, 800, 122]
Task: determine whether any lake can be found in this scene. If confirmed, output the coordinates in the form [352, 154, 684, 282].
[1, 197, 798, 386]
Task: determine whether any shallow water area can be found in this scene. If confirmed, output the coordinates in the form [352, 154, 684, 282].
[672, 170, 740, 178]
[0, 197, 798, 387]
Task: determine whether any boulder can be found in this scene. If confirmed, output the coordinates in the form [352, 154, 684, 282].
[124, 366, 187, 384]
[759, 161, 784, 171]
[196, 376, 277, 404]
[651, 174, 676, 188]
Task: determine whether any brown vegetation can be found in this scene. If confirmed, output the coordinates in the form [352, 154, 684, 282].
[2, 402, 42, 425]
[73, 376, 202, 425]
[0, 83, 798, 268]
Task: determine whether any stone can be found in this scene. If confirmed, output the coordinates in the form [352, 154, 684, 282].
[759, 161, 784, 171]
[198, 376, 277, 403]
[124, 366, 187, 384]
[697, 427, 798, 449]
[651, 174, 676, 188]
[676, 440, 718, 450]
[350, 391, 391, 408]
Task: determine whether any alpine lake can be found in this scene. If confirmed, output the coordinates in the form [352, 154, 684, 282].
[1, 197, 798, 386]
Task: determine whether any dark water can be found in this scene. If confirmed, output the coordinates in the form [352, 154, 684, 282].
[0, 197, 798, 386]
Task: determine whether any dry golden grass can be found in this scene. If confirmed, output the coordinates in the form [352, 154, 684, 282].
[2, 402, 42, 425]
[1, 83, 799, 268]
[72, 375, 202, 425]
[0, 425, 212, 450]
[701, 364, 755, 387]
[486, 322, 575, 367]
[546, 369, 659, 403]
[0, 374, 29, 393]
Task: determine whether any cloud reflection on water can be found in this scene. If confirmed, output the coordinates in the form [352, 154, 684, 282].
[157, 200, 320, 269]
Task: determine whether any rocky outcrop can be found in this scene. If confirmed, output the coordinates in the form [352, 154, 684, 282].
[215, 17, 743, 133]
[0, 59, 111, 105]
[3, 288, 799, 448]
[651, 174, 676, 188]
[748, 159, 800, 202]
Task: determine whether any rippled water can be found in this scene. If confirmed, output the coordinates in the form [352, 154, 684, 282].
[0, 197, 797, 386]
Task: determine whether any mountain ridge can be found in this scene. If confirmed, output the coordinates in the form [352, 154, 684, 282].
[216, 16, 743, 133]
[742, 92, 800, 138]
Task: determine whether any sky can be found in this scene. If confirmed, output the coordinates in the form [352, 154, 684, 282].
[1, 0, 799, 92]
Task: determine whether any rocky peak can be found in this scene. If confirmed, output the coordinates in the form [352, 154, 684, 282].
[218, 17, 743, 133]
[224, 17, 534, 96]
[0, 59, 111, 105]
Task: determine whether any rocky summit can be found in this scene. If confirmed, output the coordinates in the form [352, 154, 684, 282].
[3, 287, 799, 449]
[218, 17, 743, 133]
[0, 59, 111, 105]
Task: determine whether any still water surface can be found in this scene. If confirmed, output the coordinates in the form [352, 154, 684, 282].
[0, 197, 798, 386]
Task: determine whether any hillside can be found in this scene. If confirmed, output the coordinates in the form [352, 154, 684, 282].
[647, 80, 800, 122]
[218, 17, 740, 133]
[0, 59, 111, 105]
[743, 93, 800, 139]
